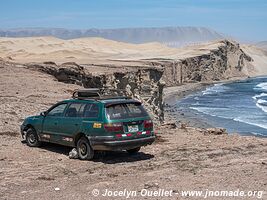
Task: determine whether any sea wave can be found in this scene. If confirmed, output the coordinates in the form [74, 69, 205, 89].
[202, 83, 229, 95]
[256, 99, 267, 113]
[181, 77, 267, 136]
[250, 132, 267, 137]
[191, 105, 267, 131]
[233, 117, 267, 130]
[257, 99, 267, 105]
[252, 92, 267, 100]
[253, 82, 267, 92]
[190, 106, 233, 119]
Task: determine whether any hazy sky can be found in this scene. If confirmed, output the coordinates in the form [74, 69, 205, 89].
[0, 0, 266, 41]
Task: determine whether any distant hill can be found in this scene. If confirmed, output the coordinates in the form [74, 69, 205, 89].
[255, 41, 267, 51]
[0, 27, 224, 47]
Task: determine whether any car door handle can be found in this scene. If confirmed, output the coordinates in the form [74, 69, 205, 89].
[54, 122, 58, 125]
[74, 123, 79, 126]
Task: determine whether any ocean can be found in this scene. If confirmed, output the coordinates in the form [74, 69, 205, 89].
[177, 76, 267, 137]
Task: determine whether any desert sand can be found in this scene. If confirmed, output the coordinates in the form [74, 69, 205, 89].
[0, 36, 177, 63]
[241, 44, 267, 75]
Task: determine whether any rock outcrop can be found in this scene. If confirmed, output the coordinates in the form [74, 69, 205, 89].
[161, 40, 253, 86]
[25, 62, 165, 122]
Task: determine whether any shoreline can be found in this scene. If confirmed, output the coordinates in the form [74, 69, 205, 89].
[164, 76, 250, 105]
[163, 76, 254, 130]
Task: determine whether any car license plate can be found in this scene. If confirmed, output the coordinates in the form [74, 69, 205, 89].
[128, 125, 139, 132]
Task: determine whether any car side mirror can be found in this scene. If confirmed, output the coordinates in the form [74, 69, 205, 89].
[40, 111, 47, 116]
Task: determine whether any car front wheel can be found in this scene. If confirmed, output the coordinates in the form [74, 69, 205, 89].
[77, 137, 94, 160]
[25, 128, 41, 147]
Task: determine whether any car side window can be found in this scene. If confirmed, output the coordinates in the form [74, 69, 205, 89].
[65, 103, 82, 117]
[47, 103, 67, 117]
[82, 103, 99, 118]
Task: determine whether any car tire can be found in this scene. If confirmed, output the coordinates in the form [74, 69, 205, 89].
[25, 128, 41, 147]
[127, 147, 141, 154]
[77, 137, 94, 160]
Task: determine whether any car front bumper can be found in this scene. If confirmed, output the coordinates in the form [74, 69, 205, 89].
[89, 136, 156, 151]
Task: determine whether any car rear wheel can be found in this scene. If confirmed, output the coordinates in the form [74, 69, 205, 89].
[127, 147, 141, 154]
[25, 128, 41, 147]
[77, 137, 94, 160]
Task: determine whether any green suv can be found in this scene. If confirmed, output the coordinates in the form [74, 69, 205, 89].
[20, 89, 155, 160]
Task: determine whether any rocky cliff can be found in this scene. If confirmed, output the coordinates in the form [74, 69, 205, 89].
[25, 62, 165, 122]
[160, 40, 253, 86]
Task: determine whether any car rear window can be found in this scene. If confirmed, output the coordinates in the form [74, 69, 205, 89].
[105, 103, 148, 120]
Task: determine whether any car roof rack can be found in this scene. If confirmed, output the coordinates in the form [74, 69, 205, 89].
[72, 88, 132, 100]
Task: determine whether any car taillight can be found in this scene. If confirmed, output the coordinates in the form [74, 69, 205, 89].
[104, 123, 123, 132]
[116, 134, 122, 138]
[116, 133, 132, 138]
[144, 120, 153, 129]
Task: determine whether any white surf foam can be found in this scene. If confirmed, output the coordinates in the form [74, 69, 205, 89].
[252, 92, 267, 100]
[254, 82, 267, 92]
[250, 132, 267, 137]
[257, 99, 267, 104]
[190, 106, 233, 119]
[256, 99, 267, 113]
[192, 106, 267, 131]
[234, 117, 267, 130]
[202, 83, 229, 96]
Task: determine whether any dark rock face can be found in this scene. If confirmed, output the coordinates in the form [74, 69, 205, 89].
[203, 128, 228, 135]
[162, 40, 253, 86]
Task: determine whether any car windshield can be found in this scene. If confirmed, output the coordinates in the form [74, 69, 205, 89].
[105, 103, 148, 120]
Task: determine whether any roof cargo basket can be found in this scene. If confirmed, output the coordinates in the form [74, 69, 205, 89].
[72, 88, 131, 100]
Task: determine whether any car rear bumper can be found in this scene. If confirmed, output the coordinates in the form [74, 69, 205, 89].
[89, 136, 156, 151]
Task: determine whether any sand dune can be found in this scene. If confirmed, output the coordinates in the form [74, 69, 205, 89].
[241, 45, 267, 75]
[255, 41, 267, 51]
[1, 36, 267, 76]
[0, 36, 223, 63]
[0, 36, 177, 62]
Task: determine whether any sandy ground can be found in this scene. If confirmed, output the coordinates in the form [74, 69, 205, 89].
[0, 60, 78, 134]
[1, 125, 267, 200]
[0, 61, 267, 200]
